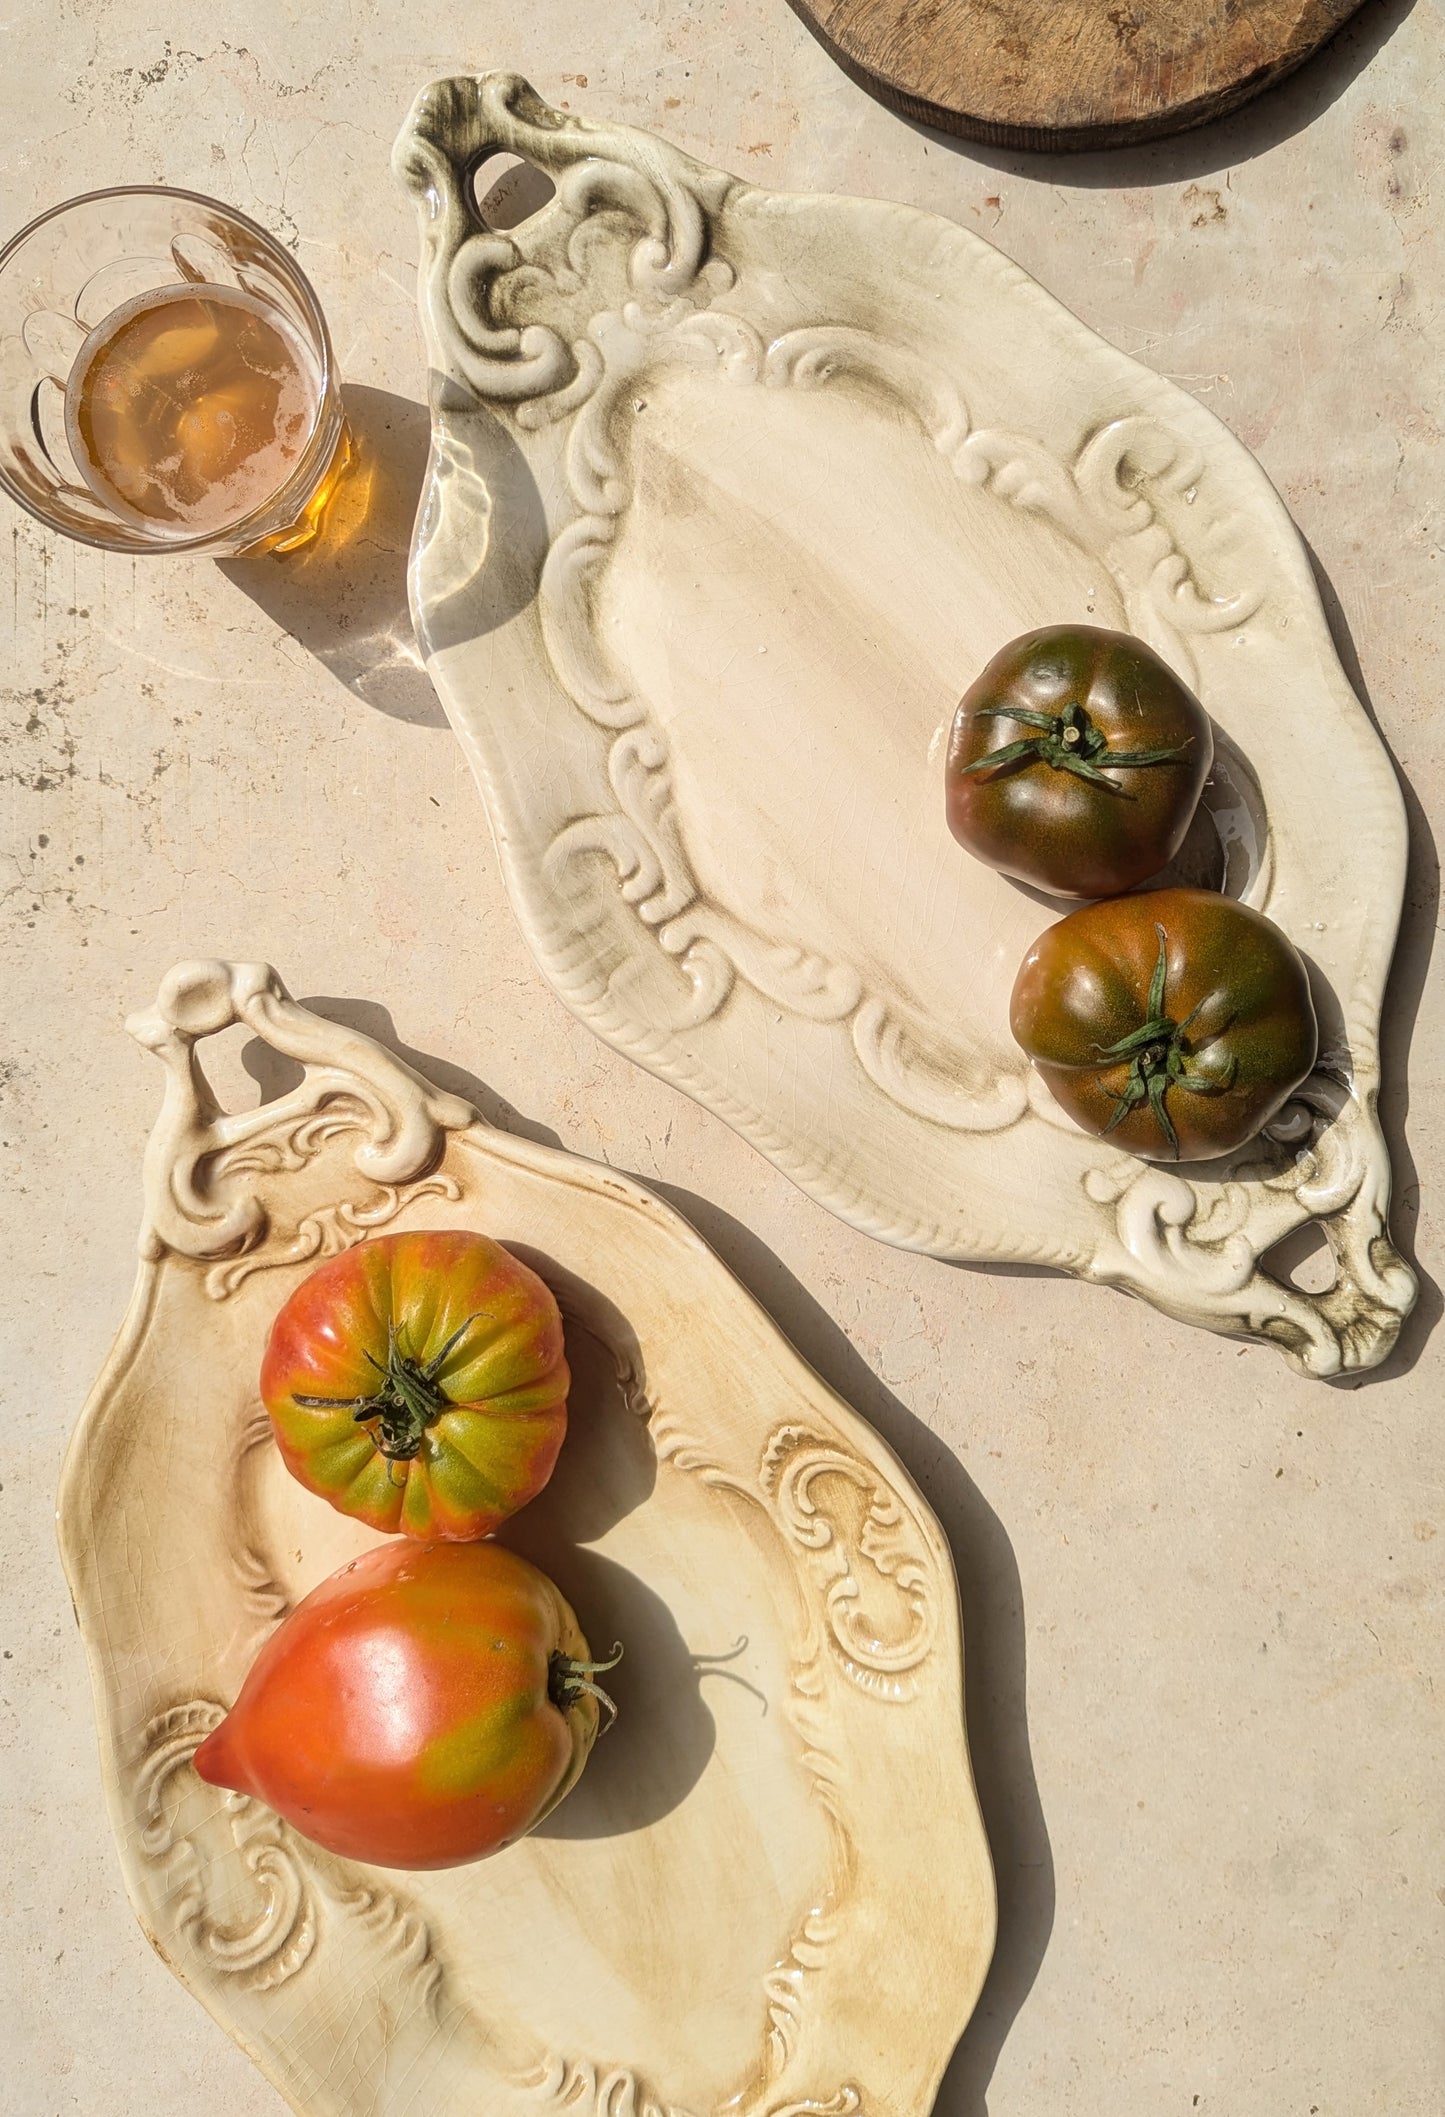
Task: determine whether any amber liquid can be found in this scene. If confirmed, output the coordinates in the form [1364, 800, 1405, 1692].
[64, 281, 323, 541]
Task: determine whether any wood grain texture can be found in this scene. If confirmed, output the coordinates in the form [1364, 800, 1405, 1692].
[785, 0, 1371, 150]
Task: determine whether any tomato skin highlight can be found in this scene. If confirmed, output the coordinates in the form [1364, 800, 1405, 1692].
[192, 1541, 602, 1869]
[945, 626, 1213, 898]
[261, 1230, 569, 1541]
[1010, 886, 1318, 1161]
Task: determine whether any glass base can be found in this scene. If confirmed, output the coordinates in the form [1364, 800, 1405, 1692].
[240, 419, 356, 557]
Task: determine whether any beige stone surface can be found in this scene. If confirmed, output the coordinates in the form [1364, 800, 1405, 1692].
[2, 4, 1440, 2115]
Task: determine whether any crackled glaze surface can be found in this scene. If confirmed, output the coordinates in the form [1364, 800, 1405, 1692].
[58, 962, 993, 2117]
[398, 74, 1412, 1376]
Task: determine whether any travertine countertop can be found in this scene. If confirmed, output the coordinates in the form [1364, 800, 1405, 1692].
[4, 4, 1440, 2114]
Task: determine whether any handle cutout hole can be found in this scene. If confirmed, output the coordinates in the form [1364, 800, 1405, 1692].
[473, 153, 557, 231]
[1261, 1221, 1337, 1296]
[190, 1020, 289, 1114]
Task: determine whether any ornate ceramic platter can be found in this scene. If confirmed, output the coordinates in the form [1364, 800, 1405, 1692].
[59, 961, 992, 2117]
[396, 73, 1415, 1377]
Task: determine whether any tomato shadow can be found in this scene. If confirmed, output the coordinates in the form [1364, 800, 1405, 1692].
[500, 1539, 718, 1842]
[513, 1281, 659, 1542]
[638, 1177, 1054, 2117]
[492, 1273, 717, 1838]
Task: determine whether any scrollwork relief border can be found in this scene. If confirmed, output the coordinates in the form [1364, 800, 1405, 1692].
[135, 1702, 317, 1991]
[652, 1391, 949, 2088]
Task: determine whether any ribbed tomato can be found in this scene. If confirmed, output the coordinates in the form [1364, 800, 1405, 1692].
[261, 1230, 569, 1540]
[946, 625, 1213, 898]
[192, 1541, 616, 1869]
[1010, 886, 1318, 1161]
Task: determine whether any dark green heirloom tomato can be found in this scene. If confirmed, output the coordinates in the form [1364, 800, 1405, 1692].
[1010, 887, 1318, 1161]
[261, 1230, 569, 1541]
[946, 625, 1213, 898]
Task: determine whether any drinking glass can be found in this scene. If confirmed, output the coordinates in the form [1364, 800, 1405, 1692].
[0, 186, 349, 557]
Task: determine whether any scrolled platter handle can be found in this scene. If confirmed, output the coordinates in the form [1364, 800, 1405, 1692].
[1085, 1067, 1416, 1378]
[126, 959, 475, 1279]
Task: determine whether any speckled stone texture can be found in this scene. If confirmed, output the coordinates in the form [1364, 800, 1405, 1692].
[2, 4, 1440, 2115]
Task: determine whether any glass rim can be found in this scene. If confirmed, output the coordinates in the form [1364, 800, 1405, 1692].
[0, 182, 339, 556]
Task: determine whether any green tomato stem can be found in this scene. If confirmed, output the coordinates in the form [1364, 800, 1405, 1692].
[292, 1311, 490, 1460]
[1094, 925, 1237, 1157]
[549, 1642, 624, 1730]
[958, 698, 1189, 796]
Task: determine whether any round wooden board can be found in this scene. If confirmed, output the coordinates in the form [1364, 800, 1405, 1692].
[785, 0, 1372, 151]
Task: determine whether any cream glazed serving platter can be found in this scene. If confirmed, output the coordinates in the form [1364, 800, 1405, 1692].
[59, 961, 993, 2117]
[396, 73, 1416, 1377]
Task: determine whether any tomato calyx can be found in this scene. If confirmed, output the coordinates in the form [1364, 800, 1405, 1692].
[291, 1311, 487, 1462]
[548, 1641, 624, 1730]
[1095, 924, 1237, 1157]
[958, 699, 1189, 796]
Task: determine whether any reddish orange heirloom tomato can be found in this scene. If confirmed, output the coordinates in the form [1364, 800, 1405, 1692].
[192, 1541, 619, 1869]
[261, 1230, 569, 1540]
